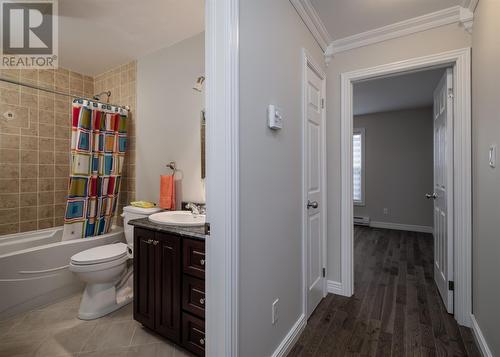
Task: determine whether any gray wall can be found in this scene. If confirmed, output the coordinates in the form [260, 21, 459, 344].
[471, 0, 500, 354]
[325, 24, 471, 283]
[353, 108, 434, 228]
[239, 0, 325, 355]
[136, 33, 205, 206]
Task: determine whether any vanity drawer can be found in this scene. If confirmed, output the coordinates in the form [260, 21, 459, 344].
[183, 275, 205, 318]
[182, 312, 205, 356]
[183, 239, 205, 279]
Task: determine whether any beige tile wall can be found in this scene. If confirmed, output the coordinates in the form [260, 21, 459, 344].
[0, 62, 136, 234]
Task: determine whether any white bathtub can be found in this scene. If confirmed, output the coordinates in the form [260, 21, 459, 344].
[0, 227, 125, 320]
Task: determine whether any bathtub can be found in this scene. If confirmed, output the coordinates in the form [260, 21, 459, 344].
[0, 227, 125, 320]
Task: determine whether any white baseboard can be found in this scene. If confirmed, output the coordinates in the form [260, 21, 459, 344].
[369, 221, 433, 234]
[271, 313, 306, 357]
[327, 280, 350, 297]
[471, 314, 494, 357]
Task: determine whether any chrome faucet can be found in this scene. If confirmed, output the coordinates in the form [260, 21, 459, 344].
[186, 202, 204, 215]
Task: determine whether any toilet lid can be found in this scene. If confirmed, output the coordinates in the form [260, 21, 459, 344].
[123, 206, 163, 215]
[71, 243, 128, 265]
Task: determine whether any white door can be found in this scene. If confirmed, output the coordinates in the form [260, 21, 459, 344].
[430, 68, 454, 313]
[304, 61, 325, 318]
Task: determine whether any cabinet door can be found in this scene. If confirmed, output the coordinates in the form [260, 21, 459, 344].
[134, 228, 156, 329]
[155, 232, 181, 342]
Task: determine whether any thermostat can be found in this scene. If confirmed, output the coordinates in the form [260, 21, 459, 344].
[268, 105, 283, 130]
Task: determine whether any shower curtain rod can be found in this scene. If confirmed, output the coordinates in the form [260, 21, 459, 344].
[0, 76, 130, 111]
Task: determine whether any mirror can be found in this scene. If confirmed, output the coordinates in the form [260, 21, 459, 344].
[201, 110, 206, 179]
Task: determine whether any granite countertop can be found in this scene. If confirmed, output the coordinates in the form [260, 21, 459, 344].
[129, 218, 207, 240]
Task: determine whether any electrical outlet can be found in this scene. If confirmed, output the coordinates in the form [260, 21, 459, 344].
[489, 144, 496, 168]
[272, 298, 279, 325]
[383, 208, 389, 215]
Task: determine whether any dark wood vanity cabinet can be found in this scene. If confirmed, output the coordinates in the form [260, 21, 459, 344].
[134, 227, 205, 356]
[134, 228, 181, 343]
[155, 235, 181, 342]
[134, 228, 157, 330]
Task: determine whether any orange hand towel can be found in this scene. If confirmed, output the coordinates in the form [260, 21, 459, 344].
[159, 175, 176, 210]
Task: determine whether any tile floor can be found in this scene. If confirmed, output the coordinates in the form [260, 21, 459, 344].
[0, 294, 193, 357]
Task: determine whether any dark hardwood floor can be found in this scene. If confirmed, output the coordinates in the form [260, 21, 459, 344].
[289, 226, 480, 357]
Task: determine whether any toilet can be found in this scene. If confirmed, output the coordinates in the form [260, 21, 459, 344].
[69, 206, 162, 320]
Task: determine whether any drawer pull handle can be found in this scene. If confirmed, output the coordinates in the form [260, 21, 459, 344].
[199, 298, 205, 305]
[145, 239, 153, 245]
[153, 240, 159, 246]
[200, 338, 205, 345]
[200, 259, 205, 266]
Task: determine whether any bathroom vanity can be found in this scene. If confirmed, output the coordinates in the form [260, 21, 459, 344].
[129, 218, 206, 356]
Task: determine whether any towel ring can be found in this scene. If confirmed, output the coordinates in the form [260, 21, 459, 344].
[166, 161, 176, 175]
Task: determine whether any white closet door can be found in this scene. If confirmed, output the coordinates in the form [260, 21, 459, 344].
[431, 68, 454, 313]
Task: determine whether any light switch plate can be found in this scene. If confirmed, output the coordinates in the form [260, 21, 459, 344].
[268, 105, 283, 130]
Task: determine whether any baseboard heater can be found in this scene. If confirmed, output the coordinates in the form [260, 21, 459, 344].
[353, 216, 370, 226]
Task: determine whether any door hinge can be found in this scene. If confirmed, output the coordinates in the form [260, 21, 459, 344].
[321, 98, 325, 109]
[322, 267, 326, 278]
[448, 88, 454, 99]
[449, 281, 454, 291]
[205, 222, 210, 235]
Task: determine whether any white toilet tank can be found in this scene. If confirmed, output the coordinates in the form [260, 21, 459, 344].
[122, 206, 163, 246]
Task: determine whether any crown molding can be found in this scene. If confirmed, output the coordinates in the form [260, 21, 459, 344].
[462, 0, 480, 12]
[325, 6, 474, 63]
[459, 7, 474, 33]
[290, 0, 332, 51]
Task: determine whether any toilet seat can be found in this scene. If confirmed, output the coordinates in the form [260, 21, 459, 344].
[70, 243, 129, 273]
[71, 243, 128, 265]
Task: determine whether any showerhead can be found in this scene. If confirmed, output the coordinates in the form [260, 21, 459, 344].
[193, 76, 205, 92]
[93, 91, 111, 102]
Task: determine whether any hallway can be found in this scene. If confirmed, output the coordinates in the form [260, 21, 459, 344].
[289, 227, 480, 356]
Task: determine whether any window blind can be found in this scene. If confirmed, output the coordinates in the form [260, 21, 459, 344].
[353, 132, 363, 202]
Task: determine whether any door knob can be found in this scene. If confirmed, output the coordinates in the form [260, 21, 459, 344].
[425, 193, 438, 200]
[307, 200, 319, 209]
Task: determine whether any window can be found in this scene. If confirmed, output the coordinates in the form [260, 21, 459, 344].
[353, 128, 365, 206]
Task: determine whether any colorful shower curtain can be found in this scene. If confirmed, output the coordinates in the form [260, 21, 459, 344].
[63, 99, 128, 239]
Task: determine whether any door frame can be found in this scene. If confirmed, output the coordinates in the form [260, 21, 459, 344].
[205, 0, 239, 355]
[301, 49, 328, 318]
[339, 48, 472, 327]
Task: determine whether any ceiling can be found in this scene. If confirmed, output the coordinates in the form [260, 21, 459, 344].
[353, 68, 446, 116]
[58, 0, 204, 76]
[310, 0, 462, 40]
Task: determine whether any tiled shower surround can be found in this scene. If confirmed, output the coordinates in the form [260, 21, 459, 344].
[0, 62, 136, 235]
[94, 62, 137, 226]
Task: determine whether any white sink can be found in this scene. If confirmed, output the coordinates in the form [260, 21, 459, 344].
[148, 211, 206, 227]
